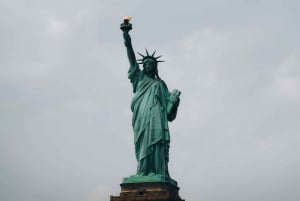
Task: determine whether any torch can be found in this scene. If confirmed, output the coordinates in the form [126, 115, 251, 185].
[120, 16, 132, 33]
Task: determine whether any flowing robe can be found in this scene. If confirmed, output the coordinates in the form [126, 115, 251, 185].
[128, 62, 172, 176]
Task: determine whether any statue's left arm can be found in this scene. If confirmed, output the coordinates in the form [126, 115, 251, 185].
[167, 90, 181, 122]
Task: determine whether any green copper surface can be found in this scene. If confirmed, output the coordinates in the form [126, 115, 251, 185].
[123, 175, 177, 186]
[120, 17, 181, 184]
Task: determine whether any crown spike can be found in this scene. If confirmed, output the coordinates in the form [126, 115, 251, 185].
[155, 55, 163, 60]
[137, 49, 165, 65]
[151, 50, 156, 57]
[137, 52, 145, 58]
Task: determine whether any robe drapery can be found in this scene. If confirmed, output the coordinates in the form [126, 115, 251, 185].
[128, 62, 172, 176]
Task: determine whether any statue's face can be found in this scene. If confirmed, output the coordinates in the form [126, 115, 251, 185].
[143, 59, 156, 76]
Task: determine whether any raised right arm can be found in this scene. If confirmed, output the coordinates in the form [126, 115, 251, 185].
[121, 18, 141, 92]
[123, 31, 136, 67]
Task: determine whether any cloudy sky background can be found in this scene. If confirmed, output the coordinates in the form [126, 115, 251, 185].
[1, 0, 300, 201]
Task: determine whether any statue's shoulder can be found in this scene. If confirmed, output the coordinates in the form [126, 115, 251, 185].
[159, 79, 168, 88]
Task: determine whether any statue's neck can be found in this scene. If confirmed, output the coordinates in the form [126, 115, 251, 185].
[143, 71, 155, 79]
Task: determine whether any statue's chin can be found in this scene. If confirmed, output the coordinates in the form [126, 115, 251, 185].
[144, 71, 155, 78]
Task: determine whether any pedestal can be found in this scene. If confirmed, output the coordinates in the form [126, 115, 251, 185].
[110, 181, 185, 201]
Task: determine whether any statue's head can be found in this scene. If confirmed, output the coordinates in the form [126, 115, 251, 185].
[137, 49, 164, 78]
[143, 58, 157, 77]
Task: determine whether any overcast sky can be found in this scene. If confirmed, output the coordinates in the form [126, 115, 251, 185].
[1, 0, 300, 201]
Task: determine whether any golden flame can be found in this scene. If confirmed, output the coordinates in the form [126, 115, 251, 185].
[123, 16, 132, 22]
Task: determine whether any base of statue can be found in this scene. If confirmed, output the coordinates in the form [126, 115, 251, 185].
[110, 180, 185, 201]
[123, 175, 178, 186]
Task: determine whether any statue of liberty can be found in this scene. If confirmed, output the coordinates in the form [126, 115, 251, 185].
[120, 17, 181, 182]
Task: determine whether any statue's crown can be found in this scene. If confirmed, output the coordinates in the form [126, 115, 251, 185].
[137, 49, 165, 65]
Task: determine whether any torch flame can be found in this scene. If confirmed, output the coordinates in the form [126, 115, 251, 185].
[123, 16, 132, 23]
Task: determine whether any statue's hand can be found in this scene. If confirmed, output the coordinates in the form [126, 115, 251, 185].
[167, 95, 180, 122]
